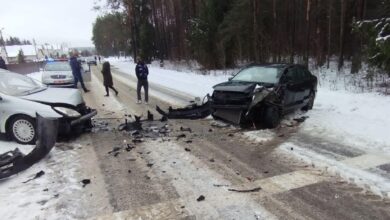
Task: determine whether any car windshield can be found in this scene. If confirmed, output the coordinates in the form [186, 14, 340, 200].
[231, 66, 283, 84]
[45, 62, 71, 71]
[0, 72, 46, 96]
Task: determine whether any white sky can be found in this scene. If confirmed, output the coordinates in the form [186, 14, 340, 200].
[0, 0, 101, 47]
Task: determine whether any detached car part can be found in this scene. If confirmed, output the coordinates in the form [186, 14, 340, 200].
[0, 114, 58, 180]
[156, 101, 212, 120]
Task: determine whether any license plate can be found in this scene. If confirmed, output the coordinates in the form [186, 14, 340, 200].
[54, 80, 65, 84]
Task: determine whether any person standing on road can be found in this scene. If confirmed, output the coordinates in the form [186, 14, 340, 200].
[135, 57, 149, 104]
[101, 61, 118, 97]
[98, 56, 101, 64]
[0, 57, 7, 70]
[70, 51, 89, 93]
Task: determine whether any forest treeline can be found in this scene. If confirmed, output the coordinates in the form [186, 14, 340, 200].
[92, 0, 390, 74]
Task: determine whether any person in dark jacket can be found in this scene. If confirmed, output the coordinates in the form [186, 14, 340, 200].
[101, 61, 118, 97]
[0, 57, 7, 70]
[135, 58, 149, 104]
[69, 51, 89, 92]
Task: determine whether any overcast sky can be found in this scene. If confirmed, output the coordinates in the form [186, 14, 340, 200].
[0, 0, 101, 47]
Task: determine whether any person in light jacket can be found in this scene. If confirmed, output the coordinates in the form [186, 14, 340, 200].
[135, 58, 149, 104]
[101, 61, 118, 97]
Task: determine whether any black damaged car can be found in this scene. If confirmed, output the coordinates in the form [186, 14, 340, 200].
[211, 64, 317, 128]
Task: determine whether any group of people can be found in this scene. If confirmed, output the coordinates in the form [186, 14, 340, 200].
[70, 51, 149, 104]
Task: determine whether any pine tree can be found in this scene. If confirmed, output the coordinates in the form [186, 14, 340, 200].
[17, 49, 25, 64]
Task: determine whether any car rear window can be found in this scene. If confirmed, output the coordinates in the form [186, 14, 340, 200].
[45, 62, 71, 71]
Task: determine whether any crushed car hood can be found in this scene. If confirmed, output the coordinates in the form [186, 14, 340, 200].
[21, 88, 83, 106]
[213, 81, 256, 93]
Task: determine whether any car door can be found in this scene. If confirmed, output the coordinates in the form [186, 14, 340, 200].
[294, 66, 309, 104]
[297, 66, 313, 102]
[281, 67, 300, 110]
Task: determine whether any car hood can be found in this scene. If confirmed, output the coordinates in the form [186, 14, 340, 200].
[213, 81, 257, 93]
[21, 88, 83, 106]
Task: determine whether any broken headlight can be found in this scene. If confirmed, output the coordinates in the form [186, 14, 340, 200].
[53, 107, 81, 117]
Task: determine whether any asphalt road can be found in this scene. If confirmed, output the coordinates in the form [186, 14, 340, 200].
[79, 65, 390, 219]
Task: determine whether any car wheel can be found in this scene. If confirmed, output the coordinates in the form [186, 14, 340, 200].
[9, 115, 36, 145]
[302, 91, 315, 111]
[262, 105, 280, 129]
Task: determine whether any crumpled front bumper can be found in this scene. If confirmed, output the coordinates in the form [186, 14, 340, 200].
[58, 107, 97, 134]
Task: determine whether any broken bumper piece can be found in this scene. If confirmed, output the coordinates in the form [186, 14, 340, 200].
[0, 114, 58, 180]
[70, 109, 97, 126]
[156, 101, 212, 120]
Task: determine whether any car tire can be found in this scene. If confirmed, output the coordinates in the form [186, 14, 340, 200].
[302, 91, 315, 111]
[262, 105, 280, 129]
[8, 115, 36, 145]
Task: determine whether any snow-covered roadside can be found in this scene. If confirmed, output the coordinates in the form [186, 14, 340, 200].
[0, 140, 86, 220]
[107, 58, 231, 98]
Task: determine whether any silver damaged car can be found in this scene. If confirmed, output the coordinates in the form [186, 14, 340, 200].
[0, 69, 97, 144]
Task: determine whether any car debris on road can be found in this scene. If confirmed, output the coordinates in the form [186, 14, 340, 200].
[0, 114, 58, 180]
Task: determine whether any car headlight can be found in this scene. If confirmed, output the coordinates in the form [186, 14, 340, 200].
[53, 107, 81, 117]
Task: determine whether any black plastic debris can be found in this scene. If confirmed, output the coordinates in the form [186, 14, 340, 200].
[147, 163, 154, 168]
[23, 170, 45, 183]
[160, 116, 168, 122]
[118, 117, 142, 132]
[0, 114, 58, 180]
[156, 100, 212, 120]
[228, 187, 261, 193]
[184, 148, 191, 152]
[209, 158, 215, 163]
[147, 111, 154, 121]
[180, 127, 192, 133]
[125, 144, 135, 152]
[185, 140, 193, 144]
[176, 134, 186, 140]
[108, 147, 121, 154]
[81, 179, 91, 187]
[196, 195, 205, 202]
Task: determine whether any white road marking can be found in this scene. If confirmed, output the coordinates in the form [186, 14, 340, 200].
[343, 154, 390, 169]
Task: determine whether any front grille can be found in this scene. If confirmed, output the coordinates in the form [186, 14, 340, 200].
[50, 75, 67, 79]
[212, 91, 251, 105]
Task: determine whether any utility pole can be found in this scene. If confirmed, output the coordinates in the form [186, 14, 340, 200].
[0, 28, 9, 64]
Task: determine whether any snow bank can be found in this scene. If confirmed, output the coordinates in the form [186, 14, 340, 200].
[110, 59, 231, 97]
[302, 88, 390, 154]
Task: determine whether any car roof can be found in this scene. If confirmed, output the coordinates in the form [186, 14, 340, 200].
[245, 63, 305, 69]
